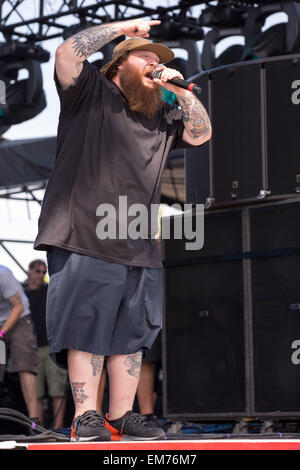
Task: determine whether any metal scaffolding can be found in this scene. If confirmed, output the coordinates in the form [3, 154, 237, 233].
[0, 0, 205, 43]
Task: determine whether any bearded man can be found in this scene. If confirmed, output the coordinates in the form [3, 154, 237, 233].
[34, 18, 211, 442]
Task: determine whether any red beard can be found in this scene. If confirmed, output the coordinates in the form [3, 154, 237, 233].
[118, 62, 163, 120]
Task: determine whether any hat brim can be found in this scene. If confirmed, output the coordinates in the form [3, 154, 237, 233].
[130, 42, 174, 64]
[102, 42, 174, 73]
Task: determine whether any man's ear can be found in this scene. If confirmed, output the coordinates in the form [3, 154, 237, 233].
[117, 57, 128, 71]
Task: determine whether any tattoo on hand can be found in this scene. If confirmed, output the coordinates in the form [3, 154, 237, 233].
[71, 381, 89, 404]
[90, 354, 104, 376]
[124, 351, 142, 379]
[178, 94, 211, 139]
[72, 24, 118, 59]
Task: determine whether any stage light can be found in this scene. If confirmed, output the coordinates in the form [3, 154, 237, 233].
[199, 3, 247, 28]
[149, 15, 204, 41]
[243, 2, 300, 58]
[0, 42, 49, 137]
[243, 23, 287, 60]
[0, 42, 50, 63]
[200, 1, 300, 69]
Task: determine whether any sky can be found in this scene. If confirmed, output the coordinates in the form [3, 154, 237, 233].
[0, 1, 287, 281]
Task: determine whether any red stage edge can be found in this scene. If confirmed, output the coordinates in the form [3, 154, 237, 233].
[21, 439, 300, 451]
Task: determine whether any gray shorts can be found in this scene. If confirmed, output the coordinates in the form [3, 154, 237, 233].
[0, 315, 39, 382]
[36, 345, 68, 399]
[46, 247, 163, 369]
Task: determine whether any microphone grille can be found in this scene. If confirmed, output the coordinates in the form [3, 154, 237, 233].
[152, 69, 162, 80]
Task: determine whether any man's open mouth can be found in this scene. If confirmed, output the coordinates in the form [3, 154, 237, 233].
[144, 71, 154, 80]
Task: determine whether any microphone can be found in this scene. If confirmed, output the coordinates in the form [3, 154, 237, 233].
[152, 69, 202, 96]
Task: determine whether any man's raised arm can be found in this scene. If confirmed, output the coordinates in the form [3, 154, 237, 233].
[55, 19, 161, 90]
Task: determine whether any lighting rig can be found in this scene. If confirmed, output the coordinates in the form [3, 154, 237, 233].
[0, 41, 49, 136]
[0, 1, 300, 136]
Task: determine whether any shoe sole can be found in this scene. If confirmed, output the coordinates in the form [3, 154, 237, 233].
[70, 435, 111, 442]
[120, 433, 166, 441]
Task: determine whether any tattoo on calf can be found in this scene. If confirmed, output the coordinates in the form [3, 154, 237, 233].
[124, 351, 142, 379]
[90, 354, 104, 376]
[71, 381, 89, 404]
[72, 24, 118, 59]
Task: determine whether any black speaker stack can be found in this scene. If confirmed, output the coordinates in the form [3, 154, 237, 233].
[186, 54, 300, 207]
[162, 54, 300, 420]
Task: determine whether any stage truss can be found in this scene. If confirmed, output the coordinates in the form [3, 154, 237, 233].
[0, 0, 205, 43]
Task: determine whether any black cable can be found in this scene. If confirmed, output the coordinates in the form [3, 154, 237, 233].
[0, 431, 68, 442]
[166, 432, 300, 440]
[0, 407, 69, 442]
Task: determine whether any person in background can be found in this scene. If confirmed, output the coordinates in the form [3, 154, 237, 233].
[0, 265, 39, 421]
[24, 259, 68, 428]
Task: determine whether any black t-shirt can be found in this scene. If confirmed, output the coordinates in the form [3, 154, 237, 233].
[24, 284, 48, 347]
[34, 60, 197, 268]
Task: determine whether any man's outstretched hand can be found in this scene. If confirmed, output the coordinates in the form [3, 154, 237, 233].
[120, 19, 161, 38]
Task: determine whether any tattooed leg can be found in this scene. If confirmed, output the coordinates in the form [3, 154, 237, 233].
[68, 349, 105, 418]
[71, 381, 89, 404]
[106, 351, 143, 420]
[90, 354, 105, 377]
[123, 351, 143, 379]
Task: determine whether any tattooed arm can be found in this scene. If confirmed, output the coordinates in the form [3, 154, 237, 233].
[153, 66, 212, 146]
[176, 91, 212, 146]
[55, 18, 161, 89]
[0, 292, 24, 335]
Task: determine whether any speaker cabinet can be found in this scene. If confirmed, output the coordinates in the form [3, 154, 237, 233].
[186, 54, 300, 207]
[249, 201, 300, 414]
[163, 209, 247, 418]
[264, 57, 300, 197]
[162, 198, 300, 419]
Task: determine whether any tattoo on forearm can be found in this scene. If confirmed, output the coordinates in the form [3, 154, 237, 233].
[177, 94, 211, 139]
[71, 381, 89, 404]
[8, 292, 22, 308]
[90, 354, 104, 376]
[124, 351, 142, 379]
[72, 24, 118, 59]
